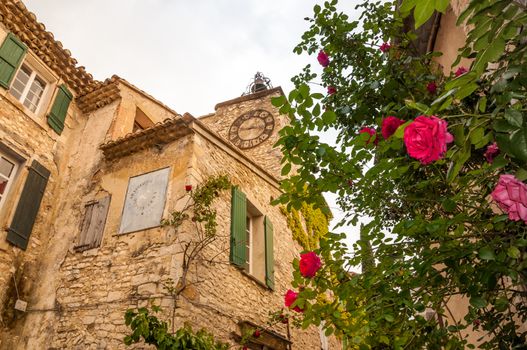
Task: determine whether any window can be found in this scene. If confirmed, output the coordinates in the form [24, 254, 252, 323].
[0, 150, 21, 211]
[230, 187, 274, 289]
[9, 64, 47, 113]
[75, 196, 111, 252]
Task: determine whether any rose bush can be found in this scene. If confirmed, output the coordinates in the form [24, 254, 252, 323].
[272, 0, 527, 348]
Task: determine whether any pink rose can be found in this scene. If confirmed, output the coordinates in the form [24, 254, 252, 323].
[327, 86, 337, 95]
[299, 252, 322, 278]
[359, 127, 378, 145]
[284, 290, 303, 312]
[380, 42, 391, 53]
[403, 115, 454, 164]
[484, 142, 499, 163]
[427, 82, 437, 94]
[491, 174, 527, 224]
[317, 50, 330, 67]
[455, 66, 468, 77]
[381, 116, 405, 139]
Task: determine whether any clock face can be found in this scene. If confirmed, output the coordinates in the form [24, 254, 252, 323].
[228, 109, 275, 149]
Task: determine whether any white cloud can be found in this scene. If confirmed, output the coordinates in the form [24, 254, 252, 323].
[25, 0, 363, 246]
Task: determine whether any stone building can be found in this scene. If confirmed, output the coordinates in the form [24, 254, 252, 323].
[0, 1, 338, 349]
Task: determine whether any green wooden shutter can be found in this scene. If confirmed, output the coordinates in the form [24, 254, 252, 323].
[47, 84, 73, 135]
[264, 216, 275, 290]
[230, 186, 246, 267]
[7, 160, 50, 250]
[0, 33, 27, 89]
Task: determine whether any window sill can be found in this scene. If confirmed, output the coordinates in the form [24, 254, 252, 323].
[240, 269, 272, 291]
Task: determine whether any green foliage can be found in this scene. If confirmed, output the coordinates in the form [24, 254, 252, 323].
[124, 307, 229, 350]
[280, 202, 331, 250]
[162, 175, 231, 236]
[275, 0, 527, 349]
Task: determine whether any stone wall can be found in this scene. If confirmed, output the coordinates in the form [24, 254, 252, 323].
[432, 1, 472, 75]
[201, 88, 288, 180]
[0, 22, 89, 348]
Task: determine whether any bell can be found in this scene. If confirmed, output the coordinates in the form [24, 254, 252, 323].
[251, 76, 267, 93]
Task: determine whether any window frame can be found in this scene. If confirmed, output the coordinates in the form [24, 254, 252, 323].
[244, 199, 266, 283]
[0, 150, 21, 212]
[9, 62, 49, 115]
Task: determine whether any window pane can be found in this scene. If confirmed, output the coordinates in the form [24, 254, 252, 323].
[23, 75, 46, 112]
[10, 65, 31, 100]
[0, 157, 14, 178]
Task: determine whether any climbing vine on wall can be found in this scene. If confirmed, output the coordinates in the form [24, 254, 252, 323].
[280, 202, 331, 250]
[124, 175, 231, 349]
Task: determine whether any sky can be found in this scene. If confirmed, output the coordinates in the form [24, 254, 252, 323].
[24, 0, 364, 248]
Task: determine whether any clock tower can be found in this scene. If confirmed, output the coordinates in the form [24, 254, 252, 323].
[199, 73, 287, 179]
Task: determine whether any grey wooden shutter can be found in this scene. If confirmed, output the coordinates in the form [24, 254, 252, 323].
[75, 196, 110, 252]
[264, 216, 275, 290]
[7, 160, 50, 250]
[230, 186, 246, 267]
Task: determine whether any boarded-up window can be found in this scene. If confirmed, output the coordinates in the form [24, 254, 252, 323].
[75, 196, 110, 252]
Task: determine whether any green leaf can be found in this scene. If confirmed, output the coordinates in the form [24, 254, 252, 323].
[435, 0, 449, 13]
[394, 121, 412, 138]
[478, 96, 487, 113]
[281, 163, 292, 176]
[455, 82, 479, 100]
[507, 246, 521, 259]
[442, 198, 456, 212]
[405, 100, 429, 113]
[473, 36, 506, 74]
[479, 246, 496, 261]
[504, 109, 523, 128]
[400, 0, 418, 14]
[470, 296, 487, 309]
[384, 314, 395, 322]
[299, 84, 310, 99]
[516, 168, 527, 181]
[271, 96, 286, 107]
[321, 110, 336, 124]
[509, 128, 527, 161]
[469, 127, 484, 145]
[414, 1, 435, 28]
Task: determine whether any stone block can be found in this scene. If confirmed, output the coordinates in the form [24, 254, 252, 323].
[106, 291, 124, 302]
[137, 282, 157, 295]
